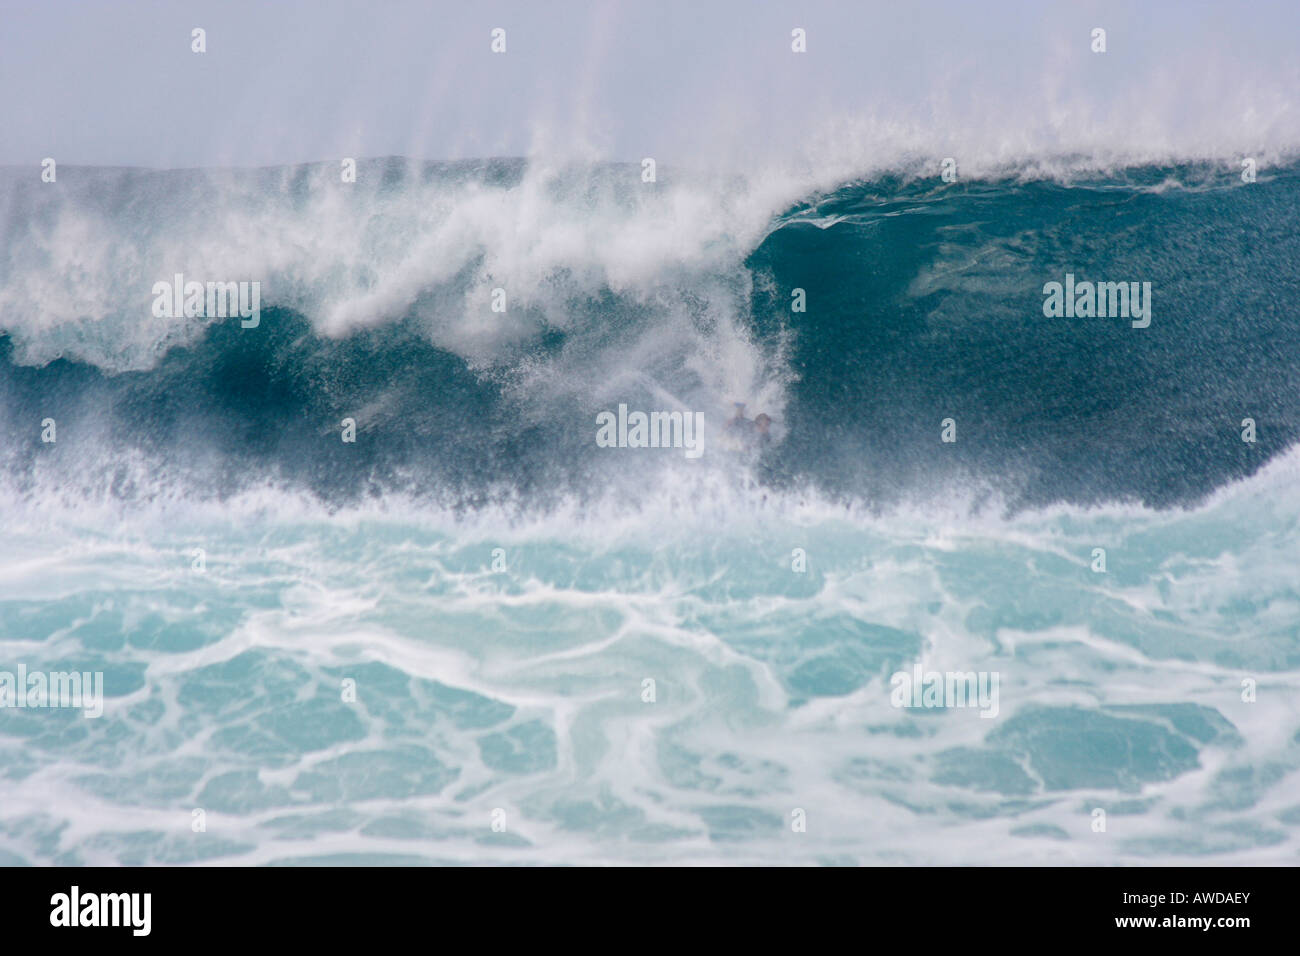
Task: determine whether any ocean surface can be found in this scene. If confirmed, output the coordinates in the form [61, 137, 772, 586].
[1, 157, 1298, 864]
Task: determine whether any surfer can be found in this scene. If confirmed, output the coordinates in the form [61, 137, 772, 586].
[725, 402, 756, 440]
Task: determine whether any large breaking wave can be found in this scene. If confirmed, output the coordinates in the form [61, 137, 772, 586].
[3, 154, 1300, 866]
[2, 157, 1299, 512]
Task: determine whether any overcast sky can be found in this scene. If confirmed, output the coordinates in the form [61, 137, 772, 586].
[2, 0, 1297, 169]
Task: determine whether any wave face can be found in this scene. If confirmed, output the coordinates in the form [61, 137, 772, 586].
[3, 159, 1300, 509]
[2, 158, 1300, 865]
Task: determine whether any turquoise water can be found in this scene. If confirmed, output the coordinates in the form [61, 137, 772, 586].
[2, 466, 1297, 864]
[1, 159, 1299, 864]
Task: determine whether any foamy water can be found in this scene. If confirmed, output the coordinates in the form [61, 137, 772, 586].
[1, 435, 1298, 865]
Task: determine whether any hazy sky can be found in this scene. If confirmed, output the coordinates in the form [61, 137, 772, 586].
[2, 0, 1298, 169]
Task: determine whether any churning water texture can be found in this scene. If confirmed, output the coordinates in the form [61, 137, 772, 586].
[1, 158, 1299, 865]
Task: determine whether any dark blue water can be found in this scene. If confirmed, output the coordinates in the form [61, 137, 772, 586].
[750, 165, 1300, 509]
